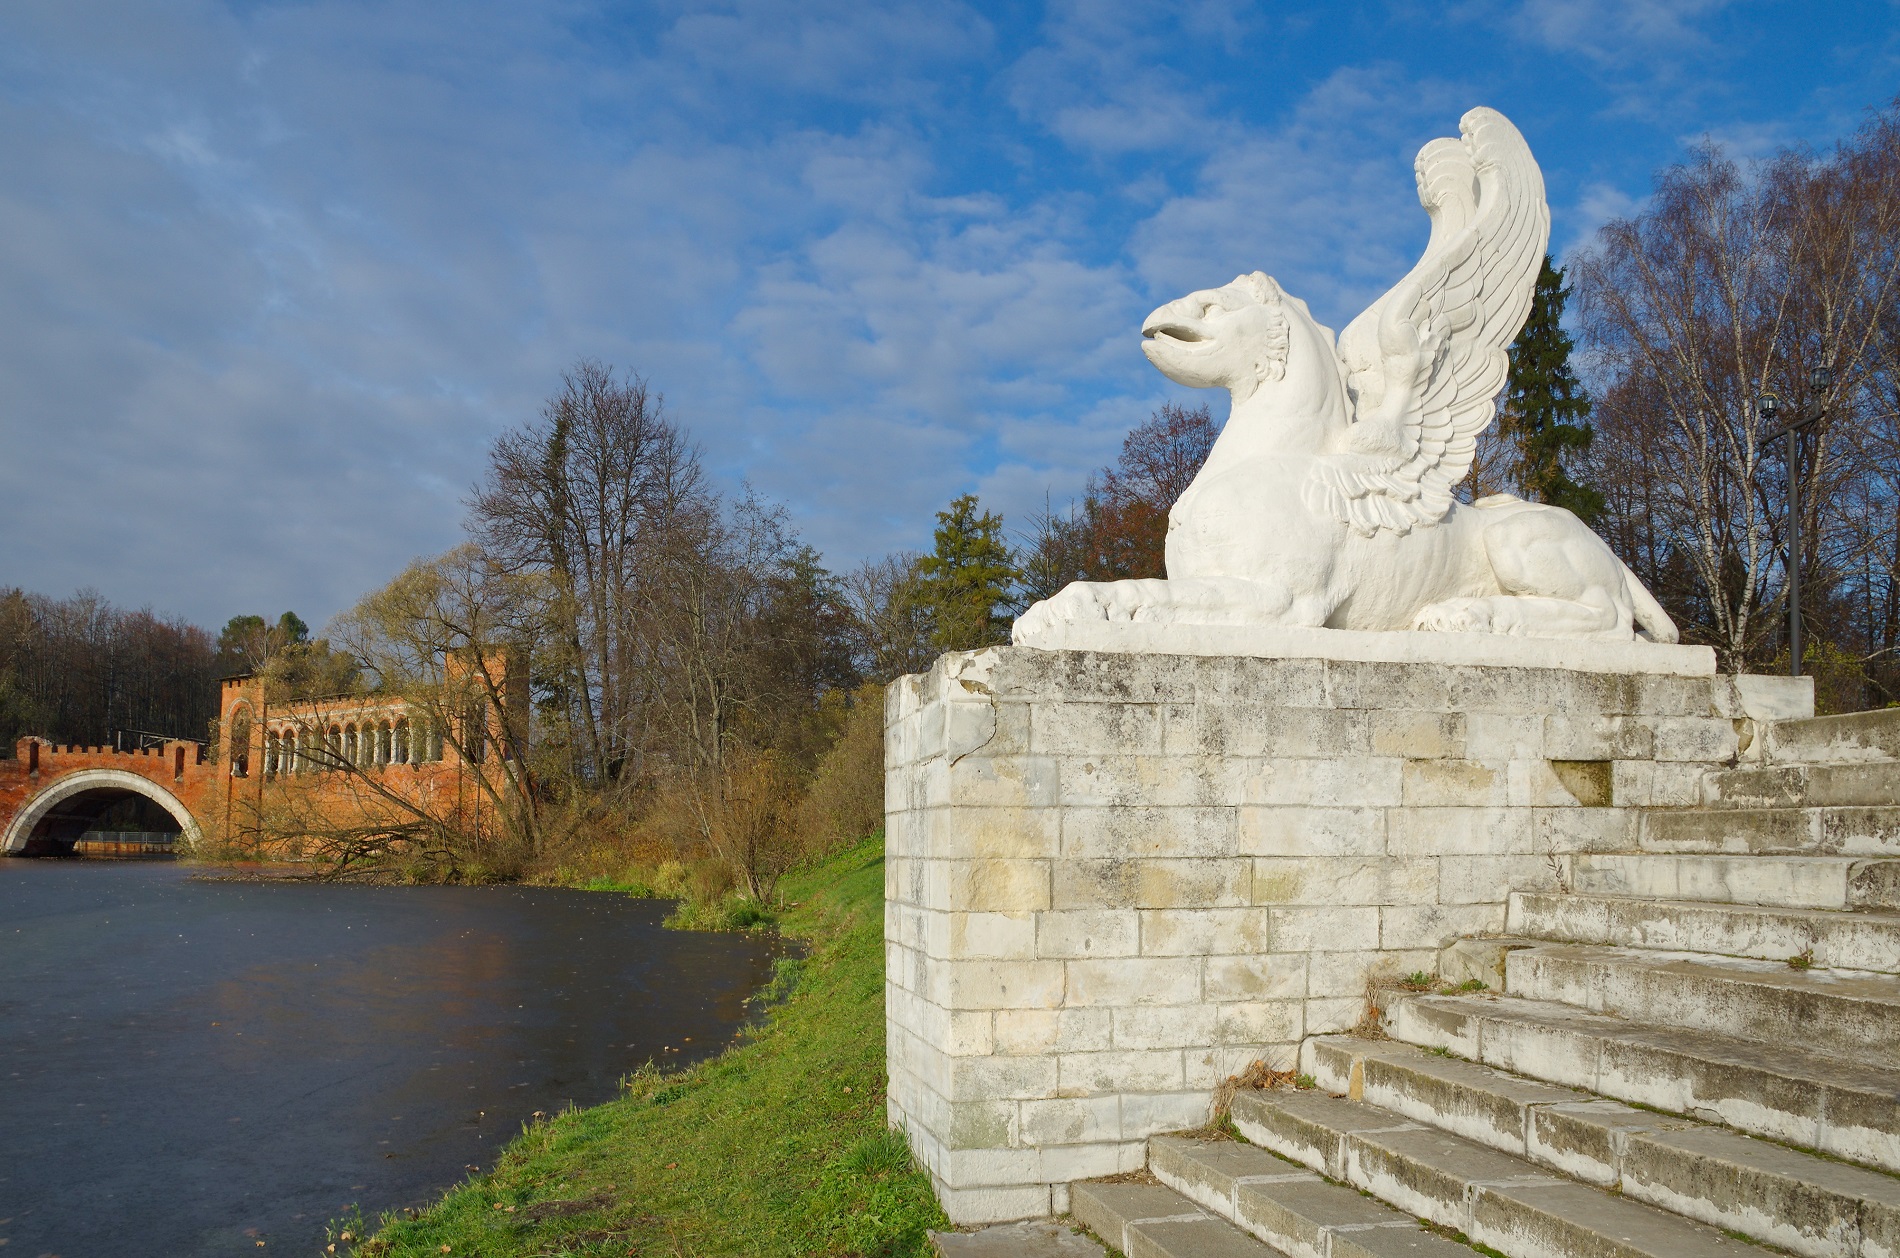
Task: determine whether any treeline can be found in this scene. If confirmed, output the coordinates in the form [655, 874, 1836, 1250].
[1572, 100, 1900, 708]
[256, 362, 1037, 890]
[0, 589, 220, 751]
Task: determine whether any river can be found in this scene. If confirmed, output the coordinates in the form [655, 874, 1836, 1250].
[0, 857, 779, 1257]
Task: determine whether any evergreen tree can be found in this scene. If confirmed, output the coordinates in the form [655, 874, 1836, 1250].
[1499, 256, 1603, 522]
[917, 494, 1018, 652]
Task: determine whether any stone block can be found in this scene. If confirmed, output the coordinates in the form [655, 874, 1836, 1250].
[1114, 1004, 1219, 1051]
[949, 1054, 1061, 1101]
[1186, 655, 1329, 706]
[931, 959, 1067, 1011]
[1037, 910, 1141, 959]
[1464, 712, 1544, 761]
[1251, 856, 1438, 907]
[945, 1011, 998, 1056]
[1270, 905, 1380, 952]
[1245, 757, 1404, 807]
[1651, 716, 1740, 763]
[1379, 903, 1505, 951]
[943, 697, 1002, 762]
[1212, 1000, 1304, 1045]
[1438, 855, 1559, 904]
[1052, 858, 1252, 910]
[915, 805, 1063, 861]
[1059, 755, 1232, 808]
[1386, 807, 1531, 857]
[1044, 649, 1209, 704]
[1402, 758, 1508, 807]
[1061, 807, 1237, 859]
[946, 1099, 1019, 1150]
[1202, 953, 1308, 1002]
[925, 858, 1053, 913]
[1188, 1045, 1300, 1089]
[1325, 659, 1456, 711]
[1036, 1142, 1146, 1185]
[994, 1008, 1113, 1057]
[1138, 907, 1273, 956]
[933, 1184, 1053, 1227]
[1058, 1049, 1185, 1094]
[1733, 673, 1815, 722]
[1544, 713, 1653, 761]
[1303, 997, 1363, 1036]
[1506, 759, 1583, 807]
[924, 754, 1061, 809]
[1065, 957, 1204, 1007]
[1122, 1090, 1215, 1137]
[1650, 762, 1710, 807]
[928, 912, 1039, 961]
[1535, 806, 1634, 854]
[1020, 1096, 1122, 1146]
[1200, 704, 1370, 758]
[1238, 806, 1386, 858]
[1033, 702, 1163, 756]
[1370, 710, 1466, 759]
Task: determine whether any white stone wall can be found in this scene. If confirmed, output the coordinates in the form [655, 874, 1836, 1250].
[883, 645, 1810, 1224]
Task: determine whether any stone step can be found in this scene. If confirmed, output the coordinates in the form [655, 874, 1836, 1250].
[931, 1220, 1108, 1256]
[1228, 1087, 1765, 1258]
[1765, 709, 1900, 766]
[1505, 942, 1900, 1059]
[1385, 991, 1900, 1175]
[1070, 1179, 1286, 1257]
[1507, 891, 1900, 972]
[1705, 763, 1900, 809]
[1146, 1134, 1478, 1258]
[1573, 852, 1900, 909]
[1640, 805, 1900, 856]
[1303, 1035, 1900, 1258]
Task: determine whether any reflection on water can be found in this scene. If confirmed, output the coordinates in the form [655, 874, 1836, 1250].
[0, 858, 778, 1257]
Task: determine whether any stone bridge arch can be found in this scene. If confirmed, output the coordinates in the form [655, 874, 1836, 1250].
[2, 768, 202, 854]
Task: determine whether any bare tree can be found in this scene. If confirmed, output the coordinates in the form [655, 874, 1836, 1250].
[1575, 104, 1900, 675]
[471, 361, 702, 786]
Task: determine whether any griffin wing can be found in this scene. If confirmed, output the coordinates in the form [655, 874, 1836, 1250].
[1306, 107, 1550, 537]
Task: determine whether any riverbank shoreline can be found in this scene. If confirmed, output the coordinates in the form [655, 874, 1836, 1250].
[352, 834, 948, 1257]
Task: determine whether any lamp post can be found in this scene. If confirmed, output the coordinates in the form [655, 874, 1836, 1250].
[1761, 365, 1834, 678]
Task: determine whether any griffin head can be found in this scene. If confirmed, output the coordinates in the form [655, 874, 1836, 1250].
[1140, 272, 1341, 414]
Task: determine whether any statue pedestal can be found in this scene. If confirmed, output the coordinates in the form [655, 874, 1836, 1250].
[882, 643, 1809, 1224]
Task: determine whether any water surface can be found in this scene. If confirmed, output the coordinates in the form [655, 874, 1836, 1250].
[0, 858, 777, 1256]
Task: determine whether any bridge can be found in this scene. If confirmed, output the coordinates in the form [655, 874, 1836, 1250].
[0, 738, 215, 856]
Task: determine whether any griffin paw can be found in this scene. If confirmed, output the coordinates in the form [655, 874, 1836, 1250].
[1413, 599, 1493, 633]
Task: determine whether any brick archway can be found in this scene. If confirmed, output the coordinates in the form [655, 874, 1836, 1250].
[1, 768, 202, 854]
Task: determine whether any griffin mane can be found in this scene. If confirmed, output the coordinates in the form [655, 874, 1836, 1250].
[1240, 272, 1289, 387]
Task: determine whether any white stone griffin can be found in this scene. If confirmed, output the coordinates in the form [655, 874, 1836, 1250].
[1015, 107, 1677, 646]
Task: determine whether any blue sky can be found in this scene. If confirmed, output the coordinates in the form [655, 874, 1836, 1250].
[1, 1, 1895, 630]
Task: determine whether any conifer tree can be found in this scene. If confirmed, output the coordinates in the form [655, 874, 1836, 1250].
[917, 493, 1017, 652]
[1499, 256, 1604, 522]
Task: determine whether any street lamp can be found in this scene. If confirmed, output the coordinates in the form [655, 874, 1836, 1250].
[1762, 365, 1834, 677]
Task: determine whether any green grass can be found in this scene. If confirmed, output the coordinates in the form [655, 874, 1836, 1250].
[356, 836, 949, 1257]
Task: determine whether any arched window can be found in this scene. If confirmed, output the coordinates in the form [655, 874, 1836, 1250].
[344, 725, 358, 766]
[326, 725, 342, 771]
[264, 732, 278, 776]
[375, 722, 391, 766]
[229, 710, 252, 778]
[300, 729, 315, 774]
[393, 719, 409, 765]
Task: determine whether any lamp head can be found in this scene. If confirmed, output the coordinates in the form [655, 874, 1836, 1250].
[1758, 391, 1780, 423]
[1809, 365, 1833, 395]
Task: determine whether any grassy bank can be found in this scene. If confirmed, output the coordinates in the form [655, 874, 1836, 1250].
[354, 836, 948, 1257]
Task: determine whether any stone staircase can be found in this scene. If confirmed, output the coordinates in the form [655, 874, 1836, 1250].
[953, 708, 1900, 1258]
